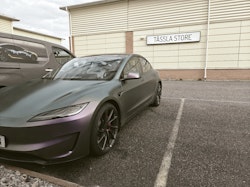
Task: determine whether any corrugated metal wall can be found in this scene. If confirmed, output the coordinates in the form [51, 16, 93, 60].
[69, 0, 250, 35]
[130, 0, 208, 70]
[70, 0, 208, 35]
[69, 0, 250, 70]
[210, 0, 250, 23]
[128, 0, 208, 30]
[207, 0, 250, 69]
[208, 20, 250, 69]
[70, 0, 208, 58]
[134, 24, 208, 69]
[74, 32, 125, 56]
[70, 1, 128, 36]
[0, 18, 12, 33]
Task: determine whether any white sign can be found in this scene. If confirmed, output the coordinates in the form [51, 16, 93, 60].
[147, 32, 201, 45]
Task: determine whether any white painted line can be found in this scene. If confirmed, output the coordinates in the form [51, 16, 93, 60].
[162, 96, 250, 104]
[154, 98, 185, 187]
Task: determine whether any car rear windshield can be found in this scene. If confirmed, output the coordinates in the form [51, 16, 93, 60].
[53, 55, 127, 80]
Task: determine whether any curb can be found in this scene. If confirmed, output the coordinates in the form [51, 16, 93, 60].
[2, 163, 83, 187]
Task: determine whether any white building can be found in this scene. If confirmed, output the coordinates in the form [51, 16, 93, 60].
[61, 0, 250, 80]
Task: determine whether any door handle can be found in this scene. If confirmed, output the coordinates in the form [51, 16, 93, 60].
[45, 68, 53, 72]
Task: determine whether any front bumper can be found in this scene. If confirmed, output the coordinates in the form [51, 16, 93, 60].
[0, 106, 95, 165]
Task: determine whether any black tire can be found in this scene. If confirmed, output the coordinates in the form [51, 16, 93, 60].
[90, 103, 120, 156]
[151, 83, 162, 107]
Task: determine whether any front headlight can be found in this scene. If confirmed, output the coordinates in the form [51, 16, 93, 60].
[29, 103, 88, 122]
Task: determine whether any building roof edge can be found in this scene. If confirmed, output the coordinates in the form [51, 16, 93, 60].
[0, 14, 19, 21]
[13, 26, 63, 40]
[60, 0, 124, 11]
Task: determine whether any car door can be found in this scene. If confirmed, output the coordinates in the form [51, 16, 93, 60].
[119, 56, 148, 118]
[43, 47, 75, 76]
[17, 39, 49, 83]
[139, 56, 158, 102]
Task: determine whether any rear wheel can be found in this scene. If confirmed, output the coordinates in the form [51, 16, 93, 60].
[90, 103, 120, 156]
[151, 83, 162, 107]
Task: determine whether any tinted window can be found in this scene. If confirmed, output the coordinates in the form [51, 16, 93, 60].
[52, 47, 74, 65]
[139, 57, 152, 73]
[0, 38, 48, 64]
[123, 57, 142, 78]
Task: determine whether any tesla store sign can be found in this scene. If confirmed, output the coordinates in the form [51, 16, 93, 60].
[147, 32, 201, 45]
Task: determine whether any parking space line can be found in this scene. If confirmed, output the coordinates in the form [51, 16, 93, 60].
[162, 96, 250, 104]
[154, 98, 185, 187]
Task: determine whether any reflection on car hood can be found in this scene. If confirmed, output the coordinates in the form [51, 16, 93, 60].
[0, 79, 107, 119]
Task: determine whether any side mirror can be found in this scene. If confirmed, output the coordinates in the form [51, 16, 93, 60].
[122, 72, 140, 81]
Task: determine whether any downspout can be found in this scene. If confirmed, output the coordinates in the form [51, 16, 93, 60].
[11, 23, 14, 34]
[66, 7, 73, 53]
[204, 0, 211, 80]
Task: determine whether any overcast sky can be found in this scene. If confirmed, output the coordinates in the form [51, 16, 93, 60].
[0, 0, 99, 48]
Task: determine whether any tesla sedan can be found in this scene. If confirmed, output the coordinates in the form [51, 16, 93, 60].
[0, 54, 161, 164]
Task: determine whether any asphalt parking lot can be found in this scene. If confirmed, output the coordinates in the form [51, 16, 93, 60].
[2, 80, 250, 187]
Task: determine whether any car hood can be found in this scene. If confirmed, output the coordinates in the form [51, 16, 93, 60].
[0, 79, 110, 119]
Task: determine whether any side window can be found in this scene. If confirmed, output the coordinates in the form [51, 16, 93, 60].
[123, 57, 142, 79]
[139, 57, 152, 73]
[0, 38, 14, 63]
[52, 47, 74, 65]
[0, 38, 48, 64]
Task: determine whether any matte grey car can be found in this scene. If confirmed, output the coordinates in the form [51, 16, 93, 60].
[0, 54, 162, 164]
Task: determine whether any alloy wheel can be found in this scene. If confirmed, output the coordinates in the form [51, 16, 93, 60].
[91, 103, 120, 155]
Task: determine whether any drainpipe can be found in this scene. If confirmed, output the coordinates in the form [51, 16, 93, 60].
[66, 7, 73, 52]
[204, 0, 211, 80]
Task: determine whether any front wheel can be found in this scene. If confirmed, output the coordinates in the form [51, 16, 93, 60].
[90, 103, 120, 156]
[151, 83, 162, 107]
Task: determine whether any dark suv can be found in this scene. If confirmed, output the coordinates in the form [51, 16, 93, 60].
[0, 32, 75, 87]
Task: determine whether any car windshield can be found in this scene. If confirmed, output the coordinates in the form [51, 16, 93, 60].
[53, 55, 126, 80]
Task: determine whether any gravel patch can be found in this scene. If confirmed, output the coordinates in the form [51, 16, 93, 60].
[0, 165, 61, 187]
